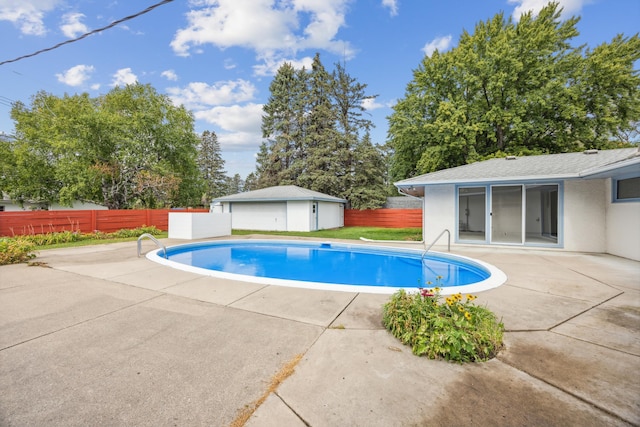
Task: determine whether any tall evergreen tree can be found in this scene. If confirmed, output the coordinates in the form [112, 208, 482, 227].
[298, 53, 341, 195]
[254, 140, 280, 188]
[197, 130, 227, 202]
[344, 132, 387, 209]
[225, 173, 244, 194]
[257, 53, 383, 208]
[243, 172, 259, 192]
[260, 62, 305, 186]
[332, 61, 377, 197]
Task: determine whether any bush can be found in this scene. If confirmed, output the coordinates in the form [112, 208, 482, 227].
[19, 230, 83, 246]
[0, 225, 164, 265]
[0, 238, 37, 265]
[382, 284, 504, 363]
[110, 225, 162, 238]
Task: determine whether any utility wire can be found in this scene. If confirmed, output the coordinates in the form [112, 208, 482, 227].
[0, 0, 175, 66]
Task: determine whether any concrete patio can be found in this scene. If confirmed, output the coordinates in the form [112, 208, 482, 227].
[0, 237, 638, 426]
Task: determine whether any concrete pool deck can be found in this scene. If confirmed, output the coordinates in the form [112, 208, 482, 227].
[0, 236, 638, 426]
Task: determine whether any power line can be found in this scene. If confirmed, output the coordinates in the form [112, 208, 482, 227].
[0, 0, 175, 67]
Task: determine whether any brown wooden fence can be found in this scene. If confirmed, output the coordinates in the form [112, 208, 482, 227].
[344, 208, 422, 228]
[0, 209, 208, 237]
[0, 207, 422, 236]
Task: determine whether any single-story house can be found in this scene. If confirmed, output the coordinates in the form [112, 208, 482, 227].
[212, 185, 347, 232]
[395, 148, 640, 261]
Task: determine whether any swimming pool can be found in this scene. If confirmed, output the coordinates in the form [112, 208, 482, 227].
[147, 240, 506, 295]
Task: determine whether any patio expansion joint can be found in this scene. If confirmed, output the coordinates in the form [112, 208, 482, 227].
[218, 284, 272, 307]
[273, 391, 312, 427]
[547, 290, 626, 331]
[327, 292, 360, 328]
[495, 352, 635, 426]
[0, 293, 165, 353]
[549, 329, 640, 358]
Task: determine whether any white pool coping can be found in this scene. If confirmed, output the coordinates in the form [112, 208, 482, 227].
[147, 239, 507, 295]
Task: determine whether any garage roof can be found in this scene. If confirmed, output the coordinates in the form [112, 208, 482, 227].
[213, 185, 347, 203]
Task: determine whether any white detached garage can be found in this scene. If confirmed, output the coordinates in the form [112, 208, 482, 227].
[212, 185, 346, 232]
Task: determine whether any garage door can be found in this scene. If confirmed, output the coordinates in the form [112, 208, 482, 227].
[231, 202, 287, 231]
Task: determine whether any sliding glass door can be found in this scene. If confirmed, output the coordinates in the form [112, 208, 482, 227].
[457, 184, 559, 246]
[457, 187, 486, 242]
[524, 185, 558, 244]
[491, 185, 523, 244]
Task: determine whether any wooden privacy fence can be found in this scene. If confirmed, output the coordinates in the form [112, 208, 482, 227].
[0, 207, 422, 236]
[344, 208, 422, 228]
[0, 208, 208, 237]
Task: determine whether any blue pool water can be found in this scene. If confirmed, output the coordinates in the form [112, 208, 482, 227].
[150, 240, 506, 294]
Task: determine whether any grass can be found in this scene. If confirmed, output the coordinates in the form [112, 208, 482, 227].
[35, 232, 170, 250]
[22, 226, 420, 251]
[232, 227, 422, 241]
[230, 353, 304, 427]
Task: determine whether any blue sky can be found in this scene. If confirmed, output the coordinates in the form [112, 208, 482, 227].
[0, 0, 638, 178]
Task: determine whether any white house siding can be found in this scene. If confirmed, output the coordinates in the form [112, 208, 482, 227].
[286, 201, 313, 232]
[563, 179, 606, 253]
[317, 201, 344, 230]
[49, 201, 108, 210]
[227, 202, 287, 231]
[605, 179, 640, 261]
[424, 184, 456, 246]
[1, 200, 108, 211]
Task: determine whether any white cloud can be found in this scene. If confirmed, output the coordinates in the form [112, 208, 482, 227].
[217, 131, 263, 152]
[111, 68, 138, 86]
[166, 79, 257, 109]
[195, 103, 263, 132]
[171, 0, 297, 56]
[361, 97, 384, 111]
[60, 12, 88, 38]
[0, 0, 60, 35]
[90, 83, 101, 90]
[161, 69, 178, 81]
[422, 35, 453, 57]
[171, 0, 354, 71]
[55, 64, 94, 86]
[382, 0, 398, 16]
[508, 0, 587, 21]
[253, 55, 314, 76]
[195, 103, 264, 151]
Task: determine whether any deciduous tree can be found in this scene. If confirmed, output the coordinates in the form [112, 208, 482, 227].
[388, 3, 640, 180]
[7, 83, 203, 209]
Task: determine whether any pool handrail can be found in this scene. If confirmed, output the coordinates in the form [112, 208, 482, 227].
[421, 229, 450, 261]
[137, 233, 167, 258]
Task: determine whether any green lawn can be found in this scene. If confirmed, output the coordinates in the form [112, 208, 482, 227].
[232, 227, 422, 241]
[31, 227, 422, 250]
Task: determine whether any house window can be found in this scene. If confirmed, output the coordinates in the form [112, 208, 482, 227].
[0, 205, 4, 212]
[614, 176, 640, 202]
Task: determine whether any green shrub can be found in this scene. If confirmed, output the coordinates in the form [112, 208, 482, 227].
[0, 238, 37, 265]
[382, 284, 504, 363]
[110, 225, 162, 238]
[19, 230, 83, 246]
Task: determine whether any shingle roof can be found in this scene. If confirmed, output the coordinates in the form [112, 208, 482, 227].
[396, 148, 640, 187]
[213, 185, 347, 203]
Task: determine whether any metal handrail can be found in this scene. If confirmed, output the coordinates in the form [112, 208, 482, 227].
[421, 229, 450, 261]
[137, 233, 167, 258]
